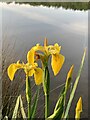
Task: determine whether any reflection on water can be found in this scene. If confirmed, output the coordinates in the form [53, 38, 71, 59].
[2, 2, 88, 118]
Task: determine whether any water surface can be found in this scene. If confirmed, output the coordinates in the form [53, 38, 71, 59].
[2, 2, 88, 118]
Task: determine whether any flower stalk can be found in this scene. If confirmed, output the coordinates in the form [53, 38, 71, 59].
[26, 75, 31, 119]
[43, 65, 50, 118]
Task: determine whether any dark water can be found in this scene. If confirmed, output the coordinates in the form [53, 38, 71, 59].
[2, 2, 88, 118]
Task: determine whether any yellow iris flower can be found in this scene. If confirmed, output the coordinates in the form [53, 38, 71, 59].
[27, 39, 65, 76]
[7, 61, 43, 85]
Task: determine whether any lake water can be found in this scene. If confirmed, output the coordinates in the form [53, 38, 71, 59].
[1, 2, 88, 118]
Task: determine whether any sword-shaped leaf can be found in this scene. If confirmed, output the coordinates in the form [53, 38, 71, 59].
[64, 48, 86, 119]
[12, 95, 20, 119]
[19, 95, 26, 119]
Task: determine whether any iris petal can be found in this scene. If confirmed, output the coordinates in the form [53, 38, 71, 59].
[54, 43, 61, 52]
[51, 54, 65, 76]
[7, 64, 21, 80]
[48, 44, 61, 55]
[28, 69, 34, 76]
[34, 68, 43, 85]
[27, 45, 45, 64]
[27, 49, 35, 64]
[36, 44, 45, 52]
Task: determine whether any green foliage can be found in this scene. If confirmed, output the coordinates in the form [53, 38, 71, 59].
[19, 95, 26, 119]
[12, 95, 20, 119]
[64, 49, 86, 119]
[12, 95, 26, 119]
[47, 49, 86, 119]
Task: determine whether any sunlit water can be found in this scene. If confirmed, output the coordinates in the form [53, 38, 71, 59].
[1, 2, 88, 118]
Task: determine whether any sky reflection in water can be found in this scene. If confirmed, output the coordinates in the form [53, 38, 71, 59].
[1, 2, 88, 118]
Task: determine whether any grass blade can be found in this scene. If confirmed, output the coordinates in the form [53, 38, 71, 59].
[47, 94, 64, 119]
[19, 95, 26, 119]
[64, 48, 86, 119]
[54, 86, 65, 112]
[12, 95, 20, 119]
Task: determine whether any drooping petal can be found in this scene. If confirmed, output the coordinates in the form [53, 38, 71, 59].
[51, 54, 65, 76]
[34, 68, 43, 85]
[27, 45, 45, 64]
[27, 48, 35, 64]
[7, 64, 21, 80]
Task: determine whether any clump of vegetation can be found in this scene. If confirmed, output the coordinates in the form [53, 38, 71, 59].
[4, 39, 86, 119]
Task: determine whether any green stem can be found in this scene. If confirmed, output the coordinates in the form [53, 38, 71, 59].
[26, 75, 31, 119]
[45, 94, 49, 119]
[28, 102, 31, 119]
[43, 66, 50, 119]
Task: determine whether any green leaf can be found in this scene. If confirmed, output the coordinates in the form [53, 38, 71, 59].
[12, 95, 26, 119]
[12, 95, 20, 119]
[47, 86, 65, 120]
[64, 48, 86, 119]
[19, 95, 26, 119]
[43, 66, 50, 95]
[30, 86, 40, 119]
[54, 86, 65, 112]
[47, 94, 64, 120]
[47, 107, 61, 119]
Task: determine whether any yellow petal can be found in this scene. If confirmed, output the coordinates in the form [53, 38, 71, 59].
[7, 64, 20, 80]
[54, 43, 61, 52]
[48, 44, 61, 55]
[36, 44, 45, 52]
[28, 69, 34, 76]
[27, 45, 45, 64]
[34, 68, 43, 85]
[51, 54, 65, 76]
[27, 48, 35, 64]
